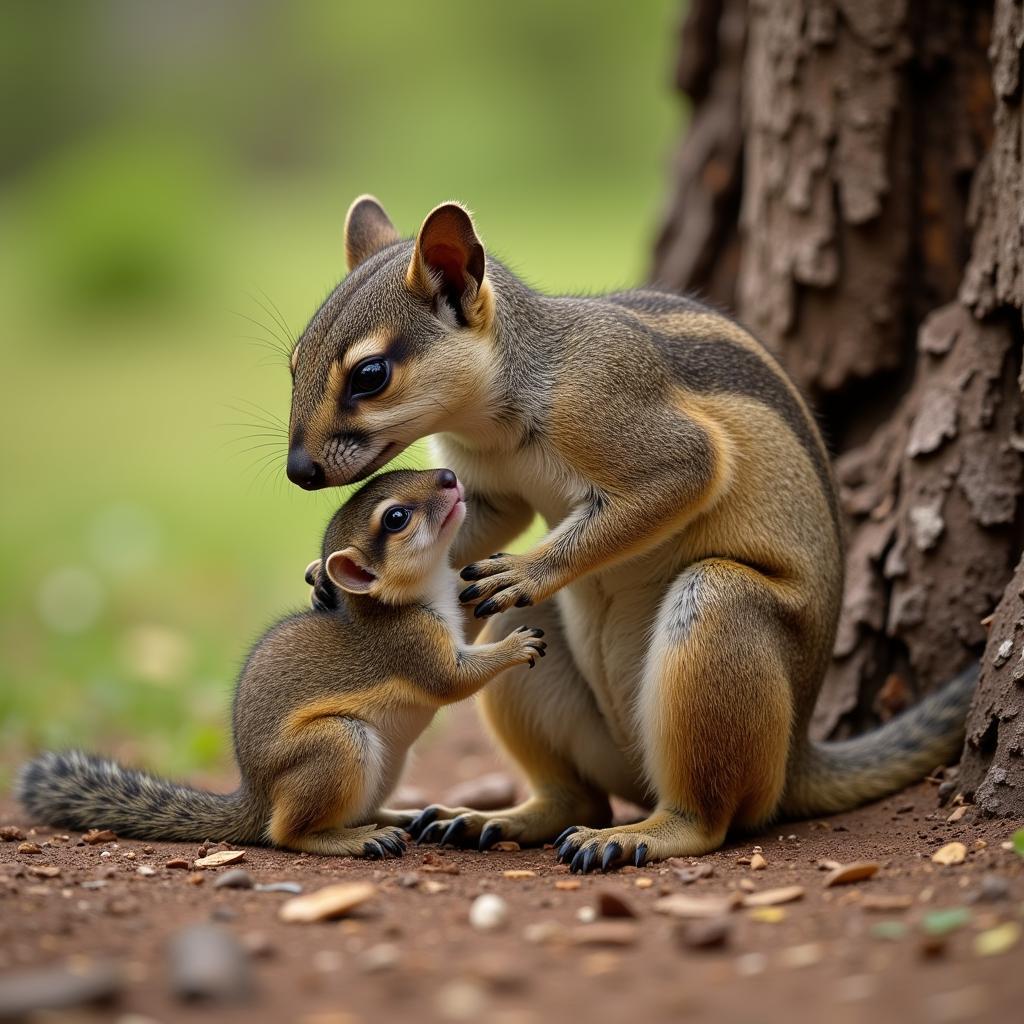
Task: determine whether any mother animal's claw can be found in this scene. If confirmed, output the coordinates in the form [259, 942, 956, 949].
[554, 826, 579, 846]
[479, 823, 503, 851]
[439, 817, 467, 847]
[601, 842, 622, 871]
[407, 806, 439, 838]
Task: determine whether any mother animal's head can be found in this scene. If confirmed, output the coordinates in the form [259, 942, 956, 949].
[286, 197, 497, 489]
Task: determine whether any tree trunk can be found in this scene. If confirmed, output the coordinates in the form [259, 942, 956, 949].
[652, 0, 1024, 814]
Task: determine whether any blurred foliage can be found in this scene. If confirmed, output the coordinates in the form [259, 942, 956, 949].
[0, 0, 684, 785]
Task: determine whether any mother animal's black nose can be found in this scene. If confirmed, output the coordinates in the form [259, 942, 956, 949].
[437, 469, 458, 490]
[287, 447, 326, 490]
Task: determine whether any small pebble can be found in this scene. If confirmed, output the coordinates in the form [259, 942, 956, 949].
[0, 961, 121, 1018]
[165, 859, 189, 870]
[17, 842, 42, 855]
[167, 924, 251, 1003]
[435, 979, 488, 1021]
[676, 916, 731, 950]
[932, 842, 967, 866]
[254, 881, 302, 895]
[241, 932, 275, 958]
[469, 893, 508, 931]
[0, 825, 26, 842]
[358, 943, 401, 973]
[214, 869, 255, 890]
[973, 874, 1010, 903]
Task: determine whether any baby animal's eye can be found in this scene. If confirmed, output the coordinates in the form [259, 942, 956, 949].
[382, 506, 412, 533]
[350, 358, 390, 398]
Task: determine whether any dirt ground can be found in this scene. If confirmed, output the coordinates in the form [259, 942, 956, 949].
[1, 703, 1023, 1024]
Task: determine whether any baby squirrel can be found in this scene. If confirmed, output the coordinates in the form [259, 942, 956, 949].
[282, 196, 976, 871]
[18, 468, 546, 857]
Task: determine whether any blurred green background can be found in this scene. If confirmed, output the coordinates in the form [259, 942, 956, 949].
[0, 1, 683, 785]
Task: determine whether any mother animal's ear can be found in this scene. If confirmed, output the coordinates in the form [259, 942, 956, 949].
[407, 202, 488, 324]
[344, 195, 400, 271]
[325, 548, 378, 594]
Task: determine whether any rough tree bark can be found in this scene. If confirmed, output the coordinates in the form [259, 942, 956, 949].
[652, 0, 1024, 814]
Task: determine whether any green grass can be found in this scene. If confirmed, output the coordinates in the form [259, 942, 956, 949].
[0, 1, 683, 786]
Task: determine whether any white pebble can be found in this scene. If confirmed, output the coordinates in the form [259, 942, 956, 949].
[435, 979, 488, 1020]
[576, 906, 597, 923]
[735, 952, 767, 977]
[469, 893, 508, 931]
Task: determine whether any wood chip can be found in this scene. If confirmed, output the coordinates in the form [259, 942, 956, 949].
[29, 865, 61, 878]
[554, 879, 581, 891]
[597, 892, 636, 918]
[742, 885, 804, 907]
[491, 841, 521, 852]
[824, 862, 880, 887]
[165, 858, 189, 870]
[421, 880, 448, 895]
[279, 882, 376, 923]
[634, 877, 654, 889]
[570, 922, 639, 946]
[194, 850, 246, 869]
[82, 829, 116, 845]
[932, 842, 967, 866]
[861, 893, 913, 912]
[501, 870, 536, 879]
[946, 806, 968, 823]
[749, 853, 767, 871]
[671, 862, 713, 884]
[654, 892, 740, 919]
[17, 842, 42, 855]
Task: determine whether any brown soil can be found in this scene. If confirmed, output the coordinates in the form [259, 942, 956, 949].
[2, 704, 1023, 1024]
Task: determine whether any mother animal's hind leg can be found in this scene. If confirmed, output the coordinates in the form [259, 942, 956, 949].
[410, 600, 613, 849]
[557, 559, 794, 872]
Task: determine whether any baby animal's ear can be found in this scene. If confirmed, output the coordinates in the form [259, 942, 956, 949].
[324, 548, 378, 594]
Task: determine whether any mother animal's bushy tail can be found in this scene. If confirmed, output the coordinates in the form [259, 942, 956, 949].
[17, 750, 266, 844]
[782, 666, 977, 818]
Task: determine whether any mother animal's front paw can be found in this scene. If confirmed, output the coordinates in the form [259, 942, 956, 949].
[458, 553, 542, 618]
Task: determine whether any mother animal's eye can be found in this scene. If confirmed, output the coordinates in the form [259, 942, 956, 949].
[350, 358, 390, 398]
[382, 506, 412, 533]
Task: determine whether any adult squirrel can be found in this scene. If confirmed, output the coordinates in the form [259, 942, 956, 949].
[18, 469, 546, 856]
[284, 197, 976, 872]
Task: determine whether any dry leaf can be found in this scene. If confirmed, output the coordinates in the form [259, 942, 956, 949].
[279, 882, 376, 923]
[193, 850, 246, 869]
[654, 892, 740, 919]
[742, 885, 804, 907]
[824, 862, 880, 887]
